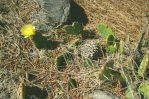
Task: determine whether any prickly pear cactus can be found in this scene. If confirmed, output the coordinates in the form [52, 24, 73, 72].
[64, 22, 83, 35]
[96, 23, 115, 38]
[56, 52, 74, 71]
[137, 54, 148, 77]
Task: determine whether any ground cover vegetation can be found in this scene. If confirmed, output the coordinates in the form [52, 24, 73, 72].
[0, 0, 149, 99]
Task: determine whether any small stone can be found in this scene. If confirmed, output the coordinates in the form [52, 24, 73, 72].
[84, 90, 119, 99]
[32, 0, 71, 31]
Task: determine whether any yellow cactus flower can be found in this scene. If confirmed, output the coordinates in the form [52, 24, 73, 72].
[20, 24, 36, 38]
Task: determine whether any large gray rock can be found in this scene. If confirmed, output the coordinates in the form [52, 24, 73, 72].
[32, 0, 71, 30]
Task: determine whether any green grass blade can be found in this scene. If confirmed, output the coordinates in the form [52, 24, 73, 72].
[137, 54, 148, 77]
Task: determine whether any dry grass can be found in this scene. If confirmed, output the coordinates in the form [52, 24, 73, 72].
[0, 0, 149, 99]
[75, 0, 148, 40]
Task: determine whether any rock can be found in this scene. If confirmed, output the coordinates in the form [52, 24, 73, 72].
[84, 90, 119, 99]
[32, 0, 71, 31]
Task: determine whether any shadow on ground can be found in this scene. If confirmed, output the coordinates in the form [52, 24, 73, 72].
[32, 32, 60, 50]
[82, 30, 97, 39]
[25, 86, 48, 99]
[70, 0, 88, 25]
